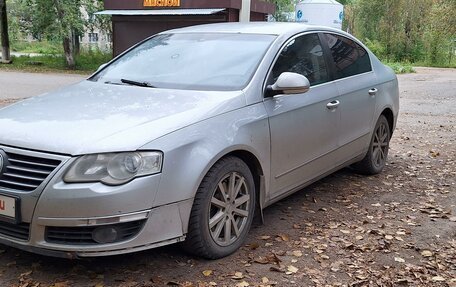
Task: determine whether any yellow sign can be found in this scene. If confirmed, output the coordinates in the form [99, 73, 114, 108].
[144, 0, 180, 7]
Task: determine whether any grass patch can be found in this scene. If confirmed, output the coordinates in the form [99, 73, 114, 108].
[0, 50, 112, 74]
[11, 41, 63, 55]
[385, 62, 416, 74]
[413, 61, 456, 69]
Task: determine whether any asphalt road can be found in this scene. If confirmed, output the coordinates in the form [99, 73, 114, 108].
[0, 70, 85, 100]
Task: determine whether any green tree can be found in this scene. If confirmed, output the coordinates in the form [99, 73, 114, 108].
[423, 0, 456, 65]
[345, 0, 454, 65]
[267, 0, 295, 21]
[14, 0, 106, 69]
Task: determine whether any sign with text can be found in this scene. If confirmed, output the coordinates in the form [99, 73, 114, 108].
[144, 0, 180, 7]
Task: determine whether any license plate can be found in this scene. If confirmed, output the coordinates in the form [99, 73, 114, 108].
[0, 194, 17, 221]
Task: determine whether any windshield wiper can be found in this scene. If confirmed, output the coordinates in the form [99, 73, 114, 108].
[120, 78, 156, 88]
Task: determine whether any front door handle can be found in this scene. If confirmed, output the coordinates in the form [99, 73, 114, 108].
[326, 100, 340, 110]
[369, 88, 378, 96]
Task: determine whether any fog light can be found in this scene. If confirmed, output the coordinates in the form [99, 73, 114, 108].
[92, 226, 119, 244]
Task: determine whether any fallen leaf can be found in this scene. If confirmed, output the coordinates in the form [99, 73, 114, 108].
[232, 272, 244, 280]
[246, 242, 260, 250]
[371, 203, 382, 207]
[202, 270, 213, 277]
[277, 234, 290, 241]
[287, 265, 299, 274]
[261, 277, 269, 284]
[259, 236, 271, 240]
[429, 150, 440, 157]
[253, 256, 269, 264]
[236, 281, 249, 287]
[20, 271, 33, 277]
[421, 250, 433, 257]
[340, 229, 351, 234]
[292, 250, 303, 257]
[432, 276, 445, 282]
[394, 257, 405, 263]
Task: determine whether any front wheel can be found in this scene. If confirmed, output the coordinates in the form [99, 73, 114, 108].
[353, 115, 391, 175]
[182, 156, 256, 259]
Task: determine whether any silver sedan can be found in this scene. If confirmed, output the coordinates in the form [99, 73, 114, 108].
[0, 23, 399, 259]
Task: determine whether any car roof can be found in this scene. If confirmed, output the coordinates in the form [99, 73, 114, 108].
[162, 22, 343, 36]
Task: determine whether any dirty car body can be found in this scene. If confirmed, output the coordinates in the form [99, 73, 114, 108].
[0, 23, 399, 258]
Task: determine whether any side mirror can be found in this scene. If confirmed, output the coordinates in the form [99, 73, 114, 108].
[266, 72, 310, 97]
[97, 63, 108, 72]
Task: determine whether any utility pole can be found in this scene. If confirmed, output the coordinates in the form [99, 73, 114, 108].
[239, 0, 251, 22]
[0, 0, 11, 64]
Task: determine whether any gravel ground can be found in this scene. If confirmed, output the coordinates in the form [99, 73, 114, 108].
[0, 67, 455, 287]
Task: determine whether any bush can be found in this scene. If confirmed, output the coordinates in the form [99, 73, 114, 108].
[75, 49, 112, 71]
[365, 38, 387, 59]
[385, 62, 416, 74]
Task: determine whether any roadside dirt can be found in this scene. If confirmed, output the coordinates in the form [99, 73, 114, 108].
[0, 67, 455, 287]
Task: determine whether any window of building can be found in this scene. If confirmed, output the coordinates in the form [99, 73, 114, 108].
[271, 33, 330, 86]
[88, 33, 99, 43]
[322, 33, 372, 79]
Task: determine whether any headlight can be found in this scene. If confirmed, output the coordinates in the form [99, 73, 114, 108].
[64, 151, 163, 185]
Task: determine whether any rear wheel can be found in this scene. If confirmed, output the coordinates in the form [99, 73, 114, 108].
[353, 115, 391, 175]
[182, 156, 255, 259]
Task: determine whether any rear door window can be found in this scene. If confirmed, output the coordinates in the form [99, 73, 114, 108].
[322, 33, 372, 79]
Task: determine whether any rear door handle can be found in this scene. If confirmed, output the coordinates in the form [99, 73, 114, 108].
[326, 100, 340, 110]
[369, 88, 378, 96]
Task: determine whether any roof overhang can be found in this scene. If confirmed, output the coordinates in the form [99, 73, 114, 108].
[95, 8, 226, 16]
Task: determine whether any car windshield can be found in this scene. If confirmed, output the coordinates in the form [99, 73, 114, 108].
[91, 33, 277, 91]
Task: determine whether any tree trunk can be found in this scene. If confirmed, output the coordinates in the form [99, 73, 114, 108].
[63, 35, 75, 69]
[73, 30, 80, 55]
[0, 0, 11, 64]
[53, 0, 75, 69]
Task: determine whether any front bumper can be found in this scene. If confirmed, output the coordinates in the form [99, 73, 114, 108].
[0, 199, 192, 258]
[0, 145, 192, 258]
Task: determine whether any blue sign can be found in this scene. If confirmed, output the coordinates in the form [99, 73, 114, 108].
[297, 10, 303, 20]
[339, 11, 344, 21]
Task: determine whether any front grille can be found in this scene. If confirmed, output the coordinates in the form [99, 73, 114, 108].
[0, 151, 61, 192]
[0, 221, 30, 240]
[45, 220, 146, 245]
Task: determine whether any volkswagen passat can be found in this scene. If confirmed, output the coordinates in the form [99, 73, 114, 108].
[0, 23, 399, 259]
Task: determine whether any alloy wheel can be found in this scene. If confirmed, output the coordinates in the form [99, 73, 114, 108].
[209, 172, 251, 246]
[372, 121, 389, 168]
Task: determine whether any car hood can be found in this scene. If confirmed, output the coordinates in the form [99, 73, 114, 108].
[0, 80, 246, 155]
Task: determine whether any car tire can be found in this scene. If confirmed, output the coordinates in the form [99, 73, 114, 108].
[353, 115, 391, 175]
[182, 156, 256, 259]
